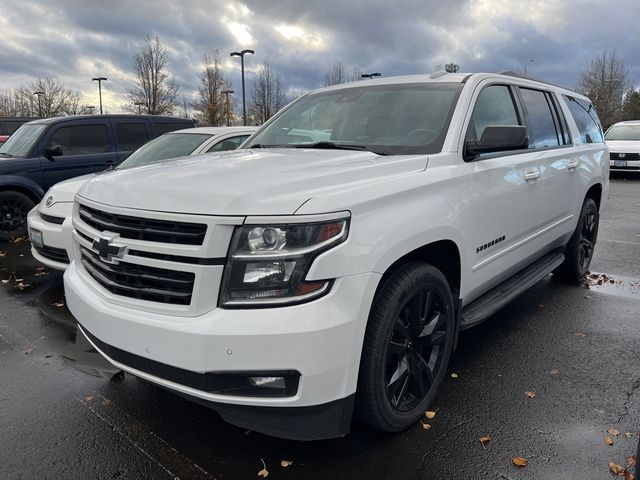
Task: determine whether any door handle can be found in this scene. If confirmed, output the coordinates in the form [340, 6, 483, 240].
[524, 170, 540, 181]
[567, 159, 579, 170]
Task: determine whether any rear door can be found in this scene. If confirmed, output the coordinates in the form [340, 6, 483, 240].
[39, 119, 117, 188]
[111, 118, 151, 161]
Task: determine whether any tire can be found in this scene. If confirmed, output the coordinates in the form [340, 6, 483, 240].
[554, 197, 599, 282]
[0, 191, 35, 241]
[355, 262, 455, 432]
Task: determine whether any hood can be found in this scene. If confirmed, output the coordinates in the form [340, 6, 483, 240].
[45, 174, 96, 204]
[605, 140, 640, 152]
[78, 148, 427, 216]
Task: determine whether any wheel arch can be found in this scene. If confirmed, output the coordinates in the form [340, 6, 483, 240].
[0, 176, 45, 204]
[585, 182, 602, 211]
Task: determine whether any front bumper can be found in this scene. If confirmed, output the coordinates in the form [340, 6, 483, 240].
[27, 204, 73, 270]
[609, 158, 640, 171]
[64, 261, 380, 439]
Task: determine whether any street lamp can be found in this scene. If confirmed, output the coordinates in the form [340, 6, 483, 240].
[91, 77, 107, 114]
[33, 91, 44, 117]
[221, 90, 234, 126]
[134, 102, 144, 114]
[85, 105, 95, 115]
[523, 59, 534, 75]
[361, 72, 382, 80]
[230, 49, 254, 126]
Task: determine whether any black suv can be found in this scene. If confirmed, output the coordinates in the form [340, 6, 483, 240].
[0, 115, 194, 239]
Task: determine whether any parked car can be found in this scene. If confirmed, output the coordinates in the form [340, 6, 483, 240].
[605, 120, 640, 172]
[64, 72, 608, 440]
[0, 117, 35, 147]
[0, 114, 195, 240]
[27, 126, 257, 270]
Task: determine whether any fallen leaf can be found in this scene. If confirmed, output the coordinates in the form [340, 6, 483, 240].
[624, 469, 634, 480]
[258, 459, 269, 478]
[15, 282, 30, 290]
[583, 293, 592, 299]
[83, 395, 95, 402]
[18, 254, 24, 257]
[22, 348, 32, 355]
[451, 373, 459, 378]
[1, 279, 8, 284]
[420, 421, 432, 430]
[575, 332, 587, 337]
[608, 428, 621, 436]
[550, 369, 560, 375]
[102, 399, 112, 406]
[479, 435, 492, 446]
[36, 266, 45, 271]
[280, 460, 293, 468]
[0, 250, 6, 257]
[627, 455, 637, 466]
[15, 278, 24, 282]
[605, 436, 614, 446]
[610, 462, 625, 475]
[52, 302, 65, 308]
[524, 391, 537, 398]
[625, 432, 636, 438]
[512, 456, 528, 467]
[425, 410, 436, 419]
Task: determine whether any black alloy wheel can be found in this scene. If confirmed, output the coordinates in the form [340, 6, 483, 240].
[356, 262, 455, 432]
[0, 191, 35, 241]
[554, 197, 599, 281]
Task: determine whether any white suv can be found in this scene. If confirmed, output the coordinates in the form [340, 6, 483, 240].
[63, 72, 608, 440]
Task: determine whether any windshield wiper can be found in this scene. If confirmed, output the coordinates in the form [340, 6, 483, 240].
[0, 152, 14, 158]
[293, 141, 390, 155]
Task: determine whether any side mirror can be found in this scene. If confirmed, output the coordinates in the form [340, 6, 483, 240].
[44, 145, 63, 159]
[465, 125, 529, 160]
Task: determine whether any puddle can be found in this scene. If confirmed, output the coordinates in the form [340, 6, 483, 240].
[584, 272, 640, 299]
[0, 237, 54, 295]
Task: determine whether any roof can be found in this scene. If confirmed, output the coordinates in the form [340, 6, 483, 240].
[26, 114, 195, 125]
[611, 120, 640, 126]
[168, 126, 259, 135]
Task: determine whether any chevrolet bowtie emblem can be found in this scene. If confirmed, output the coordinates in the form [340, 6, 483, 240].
[92, 233, 126, 263]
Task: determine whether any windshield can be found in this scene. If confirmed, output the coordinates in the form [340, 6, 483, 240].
[605, 125, 640, 141]
[244, 83, 463, 155]
[0, 124, 47, 158]
[116, 132, 213, 170]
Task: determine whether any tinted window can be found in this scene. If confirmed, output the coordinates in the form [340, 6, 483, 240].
[605, 125, 640, 141]
[0, 124, 47, 157]
[468, 85, 520, 142]
[207, 135, 250, 152]
[48, 124, 110, 155]
[563, 95, 604, 144]
[519, 88, 560, 148]
[155, 123, 193, 135]
[116, 123, 149, 150]
[117, 133, 212, 170]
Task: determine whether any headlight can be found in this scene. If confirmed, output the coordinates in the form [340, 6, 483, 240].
[219, 216, 349, 307]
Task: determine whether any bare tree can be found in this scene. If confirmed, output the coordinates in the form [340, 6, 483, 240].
[1, 78, 85, 117]
[126, 35, 180, 115]
[351, 67, 363, 82]
[323, 61, 347, 87]
[249, 60, 286, 125]
[577, 50, 630, 129]
[192, 49, 234, 126]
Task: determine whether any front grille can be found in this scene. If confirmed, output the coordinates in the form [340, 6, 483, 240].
[78, 204, 207, 245]
[610, 152, 640, 161]
[34, 244, 69, 264]
[41, 213, 64, 225]
[80, 246, 195, 305]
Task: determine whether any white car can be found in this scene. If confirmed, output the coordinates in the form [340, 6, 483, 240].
[605, 120, 640, 172]
[64, 72, 608, 440]
[27, 126, 257, 270]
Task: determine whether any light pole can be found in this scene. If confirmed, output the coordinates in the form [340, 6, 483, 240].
[221, 90, 234, 126]
[523, 59, 534, 75]
[134, 102, 144, 114]
[91, 77, 107, 114]
[33, 91, 44, 117]
[361, 72, 382, 80]
[230, 49, 254, 126]
[86, 105, 95, 115]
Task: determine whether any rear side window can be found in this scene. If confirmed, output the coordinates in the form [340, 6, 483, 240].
[562, 95, 604, 144]
[116, 123, 149, 150]
[207, 135, 250, 152]
[519, 88, 560, 148]
[48, 124, 110, 155]
[155, 123, 192, 135]
[468, 85, 520, 142]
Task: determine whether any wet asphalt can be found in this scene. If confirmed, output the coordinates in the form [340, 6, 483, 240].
[1, 176, 639, 480]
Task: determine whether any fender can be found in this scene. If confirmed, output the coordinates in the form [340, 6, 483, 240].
[0, 175, 46, 201]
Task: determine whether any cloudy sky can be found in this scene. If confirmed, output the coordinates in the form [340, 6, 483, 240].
[1, 0, 639, 113]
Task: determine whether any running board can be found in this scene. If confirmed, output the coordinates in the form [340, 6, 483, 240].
[460, 252, 564, 330]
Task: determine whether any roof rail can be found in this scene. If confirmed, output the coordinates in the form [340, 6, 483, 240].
[497, 70, 576, 93]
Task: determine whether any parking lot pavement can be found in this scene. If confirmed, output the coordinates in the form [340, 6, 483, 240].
[1, 176, 639, 480]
